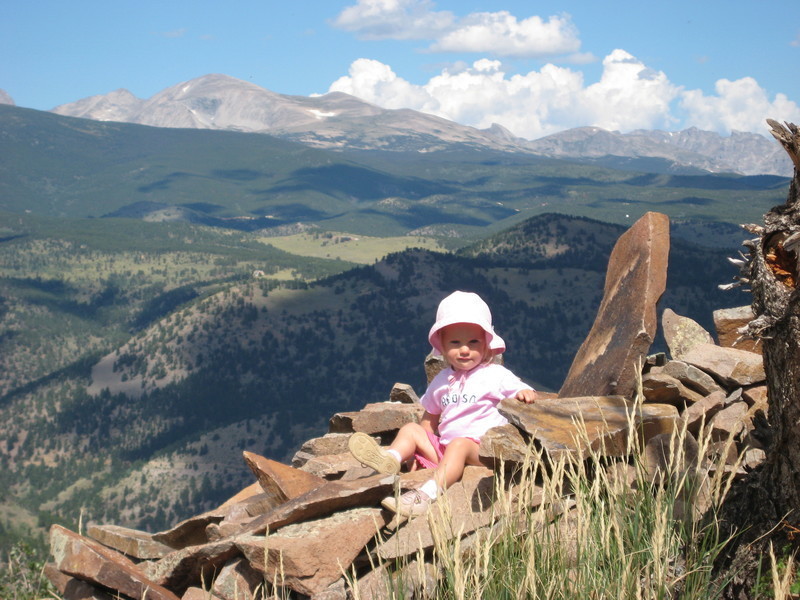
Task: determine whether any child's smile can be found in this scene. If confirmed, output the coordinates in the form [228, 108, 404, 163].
[440, 322, 488, 371]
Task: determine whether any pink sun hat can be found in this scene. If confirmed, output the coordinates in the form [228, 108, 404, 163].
[428, 291, 506, 355]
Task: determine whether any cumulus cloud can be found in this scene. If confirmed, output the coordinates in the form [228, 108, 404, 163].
[429, 11, 580, 57]
[329, 49, 681, 139]
[332, 0, 454, 40]
[680, 77, 800, 134]
[333, 0, 580, 58]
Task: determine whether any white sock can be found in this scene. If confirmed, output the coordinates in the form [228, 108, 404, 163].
[419, 479, 439, 499]
[387, 449, 402, 463]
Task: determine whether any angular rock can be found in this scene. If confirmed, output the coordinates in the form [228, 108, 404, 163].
[390, 382, 419, 404]
[218, 482, 263, 508]
[662, 308, 715, 361]
[641, 372, 706, 406]
[681, 343, 766, 387]
[376, 466, 511, 561]
[153, 510, 228, 550]
[143, 538, 239, 593]
[742, 385, 768, 409]
[425, 352, 447, 384]
[559, 212, 669, 398]
[243, 451, 325, 503]
[296, 451, 374, 480]
[237, 507, 388, 597]
[44, 562, 116, 600]
[713, 305, 761, 354]
[86, 524, 173, 560]
[50, 525, 180, 600]
[182, 588, 224, 600]
[681, 390, 727, 436]
[211, 557, 265, 600]
[709, 401, 749, 441]
[328, 402, 424, 435]
[499, 396, 678, 461]
[291, 433, 352, 467]
[218, 473, 397, 538]
[478, 423, 531, 468]
[661, 360, 723, 396]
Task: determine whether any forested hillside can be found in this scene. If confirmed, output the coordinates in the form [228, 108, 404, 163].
[0, 210, 747, 553]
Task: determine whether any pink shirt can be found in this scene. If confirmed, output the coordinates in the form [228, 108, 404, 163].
[420, 363, 533, 445]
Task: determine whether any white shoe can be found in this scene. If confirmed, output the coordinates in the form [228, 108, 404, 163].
[381, 488, 435, 517]
[348, 432, 400, 475]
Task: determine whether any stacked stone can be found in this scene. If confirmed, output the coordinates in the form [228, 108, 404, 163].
[42, 213, 767, 599]
[643, 306, 767, 473]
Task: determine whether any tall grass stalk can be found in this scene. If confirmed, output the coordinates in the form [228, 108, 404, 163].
[368, 391, 746, 599]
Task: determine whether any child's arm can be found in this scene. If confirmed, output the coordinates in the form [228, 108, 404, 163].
[515, 388, 537, 404]
[420, 411, 440, 435]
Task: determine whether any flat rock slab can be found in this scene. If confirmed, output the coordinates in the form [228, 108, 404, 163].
[681, 343, 765, 387]
[143, 538, 239, 593]
[376, 466, 512, 561]
[559, 212, 669, 398]
[329, 402, 424, 435]
[218, 473, 396, 538]
[50, 525, 180, 600]
[86, 524, 173, 560]
[714, 305, 760, 354]
[499, 396, 678, 461]
[237, 507, 388, 597]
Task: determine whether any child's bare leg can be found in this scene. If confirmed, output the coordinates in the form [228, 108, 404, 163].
[434, 437, 481, 489]
[389, 422, 439, 465]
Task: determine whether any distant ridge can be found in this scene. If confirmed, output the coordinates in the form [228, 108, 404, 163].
[50, 74, 791, 177]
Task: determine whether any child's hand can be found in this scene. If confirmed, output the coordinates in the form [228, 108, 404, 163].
[516, 389, 537, 404]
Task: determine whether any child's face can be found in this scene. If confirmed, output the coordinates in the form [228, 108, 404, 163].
[440, 323, 488, 371]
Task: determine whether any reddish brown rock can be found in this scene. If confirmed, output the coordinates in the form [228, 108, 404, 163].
[143, 538, 239, 593]
[291, 433, 352, 467]
[709, 401, 750, 441]
[50, 525, 180, 600]
[662, 309, 715, 361]
[680, 390, 727, 436]
[218, 482, 263, 508]
[681, 343, 766, 387]
[182, 588, 224, 600]
[237, 507, 388, 597]
[499, 396, 678, 461]
[242, 451, 325, 503]
[661, 360, 723, 396]
[86, 524, 173, 560]
[44, 562, 115, 600]
[328, 402, 424, 435]
[641, 372, 706, 406]
[376, 467, 510, 561]
[713, 305, 761, 354]
[478, 423, 531, 468]
[217, 473, 396, 538]
[559, 212, 669, 398]
[296, 451, 374, 480]
[390, 382, 419, 403]
[210, 557, 265, 600]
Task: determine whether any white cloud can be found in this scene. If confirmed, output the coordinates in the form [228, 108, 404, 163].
[332, 0, 454, 40]
[429, 11, 580, 57]
[333, 1, 580, 58]
[329, 49, 799, 138]
[680, 77, 800, 134]
[329, 50, 680, 139]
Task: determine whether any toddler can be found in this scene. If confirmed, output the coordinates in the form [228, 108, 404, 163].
[349, 290, 536, 517]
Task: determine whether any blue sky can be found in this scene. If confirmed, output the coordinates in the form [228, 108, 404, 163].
[2, 0, 799, 140]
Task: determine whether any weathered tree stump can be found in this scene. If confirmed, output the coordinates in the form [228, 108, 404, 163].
[717, 120, 800, 598]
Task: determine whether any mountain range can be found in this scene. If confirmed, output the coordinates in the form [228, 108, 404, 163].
[2, 73, 786, 177]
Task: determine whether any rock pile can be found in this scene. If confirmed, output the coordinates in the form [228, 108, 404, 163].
[44, 213, 768, 599]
